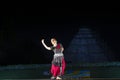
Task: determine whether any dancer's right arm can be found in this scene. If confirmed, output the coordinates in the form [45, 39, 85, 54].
[41, 39, 51, 50]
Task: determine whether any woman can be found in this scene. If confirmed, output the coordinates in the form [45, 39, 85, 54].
[41, 38, 66, 80]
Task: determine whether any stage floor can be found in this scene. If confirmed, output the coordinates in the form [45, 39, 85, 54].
[0, 64, 120, 79]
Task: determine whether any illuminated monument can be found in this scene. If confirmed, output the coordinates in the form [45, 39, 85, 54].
[65, 27, 113, 64]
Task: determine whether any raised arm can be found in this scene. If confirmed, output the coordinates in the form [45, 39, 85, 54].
[41, 39, 51, 50]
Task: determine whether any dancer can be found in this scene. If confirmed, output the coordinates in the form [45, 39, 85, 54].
[41, 38, 66, 80]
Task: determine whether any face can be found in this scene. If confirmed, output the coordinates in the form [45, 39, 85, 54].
[51, 38, 57, 45]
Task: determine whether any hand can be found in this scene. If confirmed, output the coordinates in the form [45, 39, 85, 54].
[41, 39, 44, 43]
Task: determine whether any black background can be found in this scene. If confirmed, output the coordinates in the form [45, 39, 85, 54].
[0, 8, 120, 65]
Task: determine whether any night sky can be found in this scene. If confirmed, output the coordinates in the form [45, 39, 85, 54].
[0, 8, 120, 65]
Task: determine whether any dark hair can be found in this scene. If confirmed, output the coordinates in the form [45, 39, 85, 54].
[51, 38, 57, 41]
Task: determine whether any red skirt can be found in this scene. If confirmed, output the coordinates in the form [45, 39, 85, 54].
[50, 58, 66, 77]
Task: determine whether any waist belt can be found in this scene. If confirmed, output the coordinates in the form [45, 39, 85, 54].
[54, 53, 63, 57]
